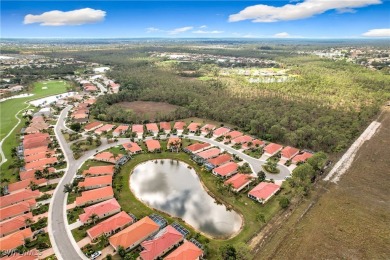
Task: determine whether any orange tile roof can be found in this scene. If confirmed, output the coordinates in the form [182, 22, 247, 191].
[87, 211, 134, 240]
[0, 228, 33, 250]
[24, 151, 54, 163]
[140, 226, 183, 260]
[24, 157, 57, 171]
[292, 152, 313, 163]
[8, 178, 47, 193]
[2, 253, 37, 260]
[82, 165, 115, 176]
[95, 124, 115, 134]
[187, 122, 201, 132]
[225, 174, 253, 190]
[213, 162, 238, 177]
[159, 122, 171, 131]
[85, 121, 103, 131]
[167, 137, 181, 149]
[173, 121, 186, 130]
[0, 212, 33, 237]
[23, 133, 49, 141]
[0, 199, 36, 222]
[75, 186, 114, 206]
[195, 148, 221, 159]
[78, 175, 112, 189]
[145, 140, 161, 152]
[0, 189, 40, 208]
[23, 146, 49, 157]
[264, 143, 283, 155]
[132, 124, 144, 133]
[113, 125, 129, 134]
[146, 123, 159, 132]
[242, 139, 265, 149]
[19, 167, 55, 181]
[122, 142, 142, 153]
[207, 154, 232, 167]
[94, 152, 123, 164]
[213, 127, 230, 136]
[185, 142, 210, 152]
[224, 130, 243, 139]
[281, 146, 300, 159]
[249, 182, 280, 201]
[232, 135, 253, 144]
[109, 216, 160, 250]
[79, 198, 120, 223]
[31, 116, 45, 123]
[165, 240, 203, 260]
[200, 124, 216, 133]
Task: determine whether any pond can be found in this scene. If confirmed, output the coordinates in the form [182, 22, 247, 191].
[130, 159, 243, 238]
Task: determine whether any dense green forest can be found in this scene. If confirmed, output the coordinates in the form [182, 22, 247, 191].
[52, 47, 390, 153]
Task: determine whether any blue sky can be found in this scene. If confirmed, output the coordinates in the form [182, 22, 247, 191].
[1, 1, 390, 38]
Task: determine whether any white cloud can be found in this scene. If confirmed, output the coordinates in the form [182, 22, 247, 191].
[273, 32, 291, 38]
[168, 26, 194, 35]
[192, 30, 224, 34]
[24, 8, 106, 26]
[199, 25, 208, 29]
[229, 0, 381, 22]
[362, 28, 390, 37]
[146, 27, 162, 33]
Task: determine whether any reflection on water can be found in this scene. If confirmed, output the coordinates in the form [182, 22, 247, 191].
[130, 160, 242, 238]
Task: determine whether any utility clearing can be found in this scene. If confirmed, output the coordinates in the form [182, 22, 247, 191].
[324, 120, 381, 183]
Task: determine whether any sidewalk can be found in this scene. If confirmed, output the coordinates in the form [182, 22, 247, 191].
[77, 236, 91, 248]
[38, 248, 54, 259]
[97, 245, 115, 260]
[69, 219, 83, 230]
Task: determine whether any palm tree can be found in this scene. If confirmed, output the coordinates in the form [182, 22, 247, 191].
[99, 233, 109, 247]
[35, 170, 43, 179]
[24, 218, 33, 227]
[247, 141, 253, 149]
[43, 168, 50, 178]
[89, 213, 99, 224]
[226, 183, 234, 195]
[63, 183, 73, 193]
[29, 181, 39, 191]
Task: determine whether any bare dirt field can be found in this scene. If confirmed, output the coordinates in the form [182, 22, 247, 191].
[117, 101, 179, 120]
[254, 108, 390, 259]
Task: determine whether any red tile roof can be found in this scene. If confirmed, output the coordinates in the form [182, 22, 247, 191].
[232, 135, 253, 144]
[242, 139, 265, 149]
[0, 228, 33, 250]
[145, 140, 161, 152]
[85, 122, 103, 131]
[159, 122, 171, 131]
[79, 198, 120, 223]
[87, 211, 134, 240]
[213, 162, 238, 177]
[24, 157, 57, 171]
[292, 152, 313, 163]
[0, 212, 33, 237]
[24, 151, 54, 163]
[75, 186, 114, 206]
[195, 148, 221, 159]
[132, 124, 144, 133]
[187, 122, 201, 132]
[224, 131, 243, 139]
[8, 178, 47, 193]
[0, 189, 40, 208]
[23, 133, 50, 150]
[82, 165, 115, 176]
[167, 137, 181, 149]
[165, 240, 203, 260]
[264, 143, 283, 155]
[19, 167, 55, 181]
[249, 182, 280, 201]
[109, 216, 160, 250]
[207, 154, 232, 167]
[78, 175, 112, 189]
[122, 142, 142, 153]
[200, 124, 216, 133]
[113, 125, 129, 134]
[0, 199, 36, 222]
[185, 142, 210, 153]
[173, 121, 186, 130]
[95, 124, 115, 134]
[213, 127, 230, 136]
[281, 146, 300, 160]
[140, 226, 183, 260]
[225, 174, 253, 190]
[23, 146, 49, 157]
[146, 123, 159, 132]
[94, 152, 123, 164]
[2, 252, 37, 260]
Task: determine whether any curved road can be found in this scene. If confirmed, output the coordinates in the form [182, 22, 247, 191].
[49, 107, 291, 259]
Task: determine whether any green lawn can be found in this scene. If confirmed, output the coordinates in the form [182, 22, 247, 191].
[0, 80, 70, 182]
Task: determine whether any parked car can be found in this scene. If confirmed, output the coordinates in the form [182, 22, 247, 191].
[90, 251, 101, 260]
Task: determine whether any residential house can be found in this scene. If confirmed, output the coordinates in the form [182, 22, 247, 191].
[146, 123, 159, 136]
[24, 157, 57, 171]
[212, 162, 238, 178]
[94, 152, 123, 164]
[165, 240, 203, 260]
[122, 142, 142, 155]
[24, 150, 54, 163]
[79, 198, 121, 224]
[0, 189, 40, 208]
[263, 143, 283, 157]
[84, 122, 103, 132]
[167, 137, 181, 152]
[95, 124, 115, 135]
[132, 124, 144, 139]
[224, 131, 243, 141]
[183, 142, 211, 154]
[0, 212, 33, 237]
[82, 165, 115, 177]
[159, 122, 171, 134]
[187, 123, 201, 133]
[281, 146, 300, 163]
[0, 228, 33, 251]
[213, 127, 230, 138]
[200, 124, 216, 135]
[224, 174, 253, 192]
[242, 139, 265, 150]
[206, 154, 232, 168]
[0, 199, 36, 222]
[292, 152, 313, 164]
[8, 178, 47, 194]
[195, 148, 221, 160]
[113, 125, 129, 137]
[145, 140, 161, 153]
[19, 167, 54, 181]
[78, 175, 112, 191]
[75, 186, 114, 207]
[173, 122, 186, 134]
[248, 182, 280, 204]
[231, 135, 253, 145]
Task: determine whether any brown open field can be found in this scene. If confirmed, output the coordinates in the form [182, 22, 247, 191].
[117, 101, 180, 120]
[254, 108, 390, 259]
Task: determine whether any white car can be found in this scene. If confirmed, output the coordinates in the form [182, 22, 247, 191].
[90, 251, 101, 260]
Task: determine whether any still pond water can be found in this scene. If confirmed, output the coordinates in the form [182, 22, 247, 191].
[130, 160, 242, 238]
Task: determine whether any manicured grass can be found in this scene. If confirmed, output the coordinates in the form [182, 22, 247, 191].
[67, 206, 83, 224]
[113, 150, 290, 258]
[32, 204, 49, 216]
[244, 149, 263, 159]
[0, 80, 70, 182]
[25, 232, 52, 251]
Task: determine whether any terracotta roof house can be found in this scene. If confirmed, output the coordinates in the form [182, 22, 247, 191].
[113, 125, 129, 137]
[84, 84, 98, 92]
[132, 124, 144, 134]
[231, 135, 253, 145]
[224, 131, 243, 140]
[212, 162, 239, 178]
[140, 226, 184, 260]
[8, 178, 47, 193]
[109, 216, 160, 251]
[23, 133, 50, 150]
[82, 165, 115, 176]
[195, 148, 221, 160]
[207, 154, 232, 168]
[85, 98, 97, 105]
[145, 140, 161, 152]
[24, 151, 54, 163]
[281, 146, 300, 161]
[173, 122, 186, 133]
[95, 124, 115, 135]
[213, 127, 230, 137]
[167, 137, 181, 151]
[122, 142, 142, 154]
[19, 167, 54, 181]
[84, 122, 103, 132]
[24, 157, 57, 171]
[242, 139, 265, 150]
[159, 122, 171, 133]
[263, 143, 283, 157]
[31, 116, 45, 124]
[0, 199, 36, 222]
[0, 212, 33, 237]
[79, 198, 121, 224]
[78, 175, 112, 191]
[146, 123, 159, 135]
[200, 124, 216, 134]
[187, 123, 201, 133]
[0, 228, 33, 251]
[292, 152, 313, 164]
[248, 182, 280, 204]
[94, 152, 123, 164]
[184, 142, 211, 154]
[23, 146, 50, 157]
[25, 122, 49, 134]
[165, 240, 203, 260]
[2, 253, 37, 260]
[0, 189, 40, 209]
[224, 174, 253, 192]
[87, 211, 134, 241]
[75, 186, 114, 207]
